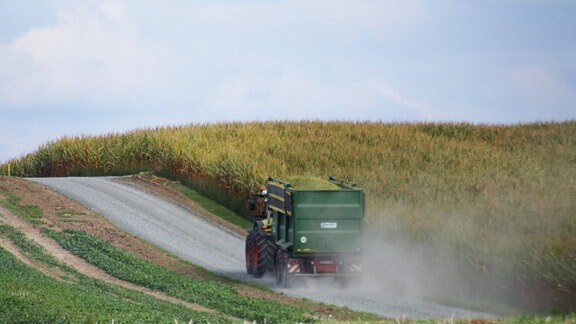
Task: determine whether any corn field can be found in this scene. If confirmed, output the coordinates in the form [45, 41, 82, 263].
[2, 120, 575, 309]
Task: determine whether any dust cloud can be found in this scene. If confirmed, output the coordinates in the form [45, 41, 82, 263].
[284, 205, 557, 316]
[355, 232, 535, 316]
[362, 235, 489, 304]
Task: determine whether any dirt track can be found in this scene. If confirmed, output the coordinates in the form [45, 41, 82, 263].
[30, 176, 496, 320]
[0, 205, 217, 314]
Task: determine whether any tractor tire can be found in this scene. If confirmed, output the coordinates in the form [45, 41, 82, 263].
[265, 235, 277, 272]
[245, 231, 255, 275]
[252, 229, 275, 278]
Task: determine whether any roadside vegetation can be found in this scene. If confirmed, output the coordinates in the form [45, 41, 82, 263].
[0, 187, 44, 225]
[0, 186, 228, 322]
[45, 228, 312, 323]
[0, 226, 229, 323]
[2, 120, 575, 312]
[162, 176, 252, 229]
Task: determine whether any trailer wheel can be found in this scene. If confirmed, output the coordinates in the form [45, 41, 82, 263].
[244, 231, 255, 275]
[276, 250, 290, 288]
[252, 229, 273, 278]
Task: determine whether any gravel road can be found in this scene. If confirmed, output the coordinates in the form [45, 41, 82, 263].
[30, 177, 496, 320]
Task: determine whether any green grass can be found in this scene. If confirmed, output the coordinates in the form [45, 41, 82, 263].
[0, 188, 44, 225]
[0, 225, 60, 268]
[44, 228, 314, 323]
[0, 248, 229, 323]
[0, 227, 229, 323]
[165, 178, 252, 229]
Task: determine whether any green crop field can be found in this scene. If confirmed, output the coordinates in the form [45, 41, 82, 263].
[0, 225, 229, 323]
[2, 120, 575, 312]
[44, 228, 312, 323]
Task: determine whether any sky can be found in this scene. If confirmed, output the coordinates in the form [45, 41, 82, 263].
[0, 0, 575, 161]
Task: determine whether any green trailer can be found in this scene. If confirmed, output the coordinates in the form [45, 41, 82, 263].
[245, 176, 364, 287]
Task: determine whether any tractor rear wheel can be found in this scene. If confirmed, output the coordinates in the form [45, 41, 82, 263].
[245, 231, 255, 274]
[252, 229, 274, 278]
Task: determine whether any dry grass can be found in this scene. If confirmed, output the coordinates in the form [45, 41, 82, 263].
[2, 120, 575, 310]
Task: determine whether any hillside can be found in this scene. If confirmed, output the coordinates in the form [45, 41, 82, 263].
[2, 121, 575, 311]
[0, 176, 379, 322]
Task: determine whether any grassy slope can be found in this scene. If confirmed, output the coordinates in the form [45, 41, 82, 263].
[0, 225, 228, 323]
[44, 228, 311, 323]
[2, 121, 575, 311]
[165, 178, 252, 229]
[0, 177, 381, 322]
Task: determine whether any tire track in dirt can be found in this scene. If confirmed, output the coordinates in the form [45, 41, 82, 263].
[0, 205, 220, 316]
[0, 237, 70, 282]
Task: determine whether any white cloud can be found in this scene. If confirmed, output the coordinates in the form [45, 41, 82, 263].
[101, 1, 125, 21]
[0, 0, 427, 111]
[0, 2, 157, 108]
[182, 0, 425, 35]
